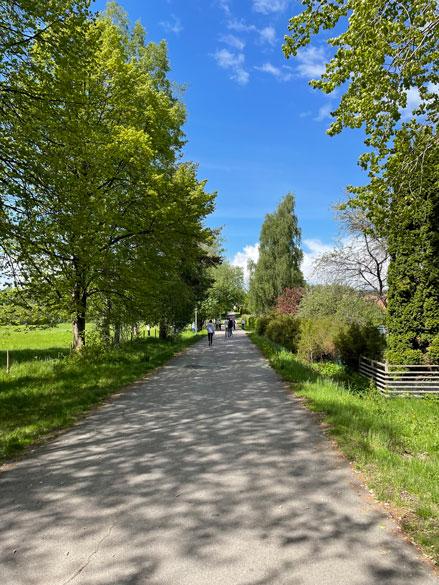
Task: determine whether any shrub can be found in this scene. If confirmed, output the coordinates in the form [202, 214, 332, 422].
[265, 315, 300, 352]
[426, 334, 439, 364]
[255, 315, 272, 336]
[297, 318, 342, 362]
[298, 284, 384, 327]
[335, 323, 386, 370]
[247, 316, 257, 330]
[275, 287, 304, 315]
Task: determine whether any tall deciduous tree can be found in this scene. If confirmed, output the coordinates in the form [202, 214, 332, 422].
[201, 262, 245, 319]
[313, 209, 389, 305]
[0, 4, 215, 349]
[249, 194, 304, 314]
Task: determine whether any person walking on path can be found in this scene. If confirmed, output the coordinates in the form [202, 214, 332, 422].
[227, 317, 234, 338]
[241, 317, 245, 330]
[206, 320, 215, 347]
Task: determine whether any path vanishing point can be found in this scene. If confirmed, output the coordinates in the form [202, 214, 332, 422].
[1, 330, 437, 585]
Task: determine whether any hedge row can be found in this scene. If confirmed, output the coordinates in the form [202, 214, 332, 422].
[254, 314, 385, 369]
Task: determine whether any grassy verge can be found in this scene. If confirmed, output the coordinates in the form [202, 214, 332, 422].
[249, 332, 439, 566]
[0, 326, 203, 463]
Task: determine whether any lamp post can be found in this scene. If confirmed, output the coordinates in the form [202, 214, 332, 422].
[194, 306, 198, 331]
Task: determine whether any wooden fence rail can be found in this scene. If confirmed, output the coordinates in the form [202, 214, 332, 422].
[359, 357, 439, 396]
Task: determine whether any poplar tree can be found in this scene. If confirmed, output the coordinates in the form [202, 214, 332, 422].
[249, 194, 304, 314]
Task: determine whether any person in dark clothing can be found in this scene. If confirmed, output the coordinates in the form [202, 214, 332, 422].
[227, 318, 234, 337]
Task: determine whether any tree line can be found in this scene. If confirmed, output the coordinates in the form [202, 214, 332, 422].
[0, 1, 217, 349]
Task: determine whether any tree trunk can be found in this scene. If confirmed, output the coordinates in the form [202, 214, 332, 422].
[101, 299, 112, 345]
[159, 320, 168, 340]
[114, 322, 121, 346]
[72, 288, 87, 351]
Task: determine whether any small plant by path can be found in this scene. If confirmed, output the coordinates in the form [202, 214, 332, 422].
[249, 332, 439, 567]
[0, 329, 203, 463]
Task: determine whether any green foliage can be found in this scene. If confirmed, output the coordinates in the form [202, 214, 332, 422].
[283, 1, 438, 367]
[249, 194, 304, 314]
[335, 323, 386, 370]
[297, 284, 384, 326]
[385, 127, 439, 365]
[255, 315, 272, 336]
[426, 335, 439, 365]
[0, 3, 215, 348]
[201, 262, 245, 319]
[297, 318, 341, 362]
[265, 314, 300, 352]
[0, 288, 67, 327]
[250, 332, 439, 564]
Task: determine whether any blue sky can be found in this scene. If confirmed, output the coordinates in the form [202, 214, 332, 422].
[93, 0, 368, 278]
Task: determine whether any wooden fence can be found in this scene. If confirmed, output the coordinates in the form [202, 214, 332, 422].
[359, 356, 439, 396]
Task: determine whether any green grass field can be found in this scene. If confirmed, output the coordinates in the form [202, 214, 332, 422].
[0, 324, 201, 463]
[250, 332, 439, 566]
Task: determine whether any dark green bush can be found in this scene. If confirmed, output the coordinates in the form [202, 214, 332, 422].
[265, 315, 300, 352]
[426, 335, 439, 364]
[335, 323, 386, 370]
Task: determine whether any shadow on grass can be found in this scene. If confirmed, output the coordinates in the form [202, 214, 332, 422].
[250, 333, 369, 392]
[0, 334, 203, 461]
[0, 347, 70, 367]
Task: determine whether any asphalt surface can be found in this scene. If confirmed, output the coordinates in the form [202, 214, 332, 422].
[1, 330, 437, 585]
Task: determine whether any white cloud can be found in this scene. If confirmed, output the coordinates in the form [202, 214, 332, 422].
[213, 48, 250, 85]
[255, 62, 292, 82]
[159, 15, 183, 34]
[314, 103, 333, 121]
[259, 26, 276, 46]
[400, 83, 438, 119]
[214, 48, 243, 68]
[296, 46, 326, 79]
[252, 0, 288, 14]
[301, 239, 333, 283]
[232, 239, 336, 286]
[220, 34, 245, 51]
[217, 0, 231, 16]
[227, 17, 257, 33]
[231, 243, 260, 285]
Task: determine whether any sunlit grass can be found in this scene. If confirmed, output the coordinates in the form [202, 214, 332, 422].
[0, 325, 202, 462]
[250, 332, 439, 565]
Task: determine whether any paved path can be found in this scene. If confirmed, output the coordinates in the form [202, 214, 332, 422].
[1, 331, 437, 585]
